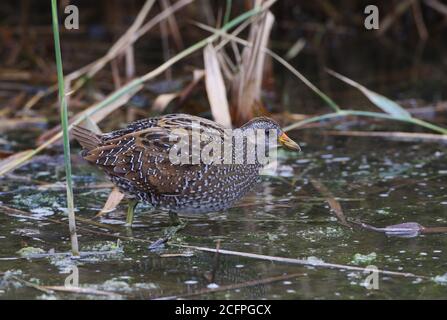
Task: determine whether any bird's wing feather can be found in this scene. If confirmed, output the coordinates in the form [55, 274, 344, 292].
[82, 115, 230, 196]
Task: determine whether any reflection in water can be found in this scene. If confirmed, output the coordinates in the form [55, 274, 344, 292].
[64, 265, 79, 287]
[1, 130, 447, 299]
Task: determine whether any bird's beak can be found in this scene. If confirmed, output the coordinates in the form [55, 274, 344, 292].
[278, 133, 301, 151]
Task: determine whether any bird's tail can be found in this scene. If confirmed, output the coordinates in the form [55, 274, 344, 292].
[71, 125, 102, 151]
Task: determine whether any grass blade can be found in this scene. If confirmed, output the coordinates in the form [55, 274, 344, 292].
[193, 20, 341, 112]
[204, 44, 232, 127]
[326, 69, 412, 119]
[0, 150, 34, 174]
[51, 0, 79, 257]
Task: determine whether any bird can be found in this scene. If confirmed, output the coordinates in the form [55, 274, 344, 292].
[72, 113, 300, 226]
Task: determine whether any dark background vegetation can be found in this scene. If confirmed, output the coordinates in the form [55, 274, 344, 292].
[1, 0, 446, 127]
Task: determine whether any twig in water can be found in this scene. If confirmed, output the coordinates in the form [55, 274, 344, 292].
[10, 276, 54, 295]
[19, 250, 123, 260]
[4, 270, 120, 298]
[0, 204, 148, 244]
[350, 220, 447, 238]
[160, 252, 194, 258]
[322, 130, 447, 144]
[175, 244, 428, 279]
[154, 272, 305, 300]
[42, 286, 121, 297]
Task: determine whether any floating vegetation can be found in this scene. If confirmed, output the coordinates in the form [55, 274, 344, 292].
[351, 252, 377, 266]
[16, 247, 46, 258]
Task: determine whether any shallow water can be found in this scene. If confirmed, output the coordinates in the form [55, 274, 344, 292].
[1, 129, 446, 299]
[1, 28, 447, 299]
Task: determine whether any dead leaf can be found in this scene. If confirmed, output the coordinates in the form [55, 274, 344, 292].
[310, 179, 350, 227]
[231, 9, 275, 124]
[204, 43, 232, 128]
[95, 187, 125, 218]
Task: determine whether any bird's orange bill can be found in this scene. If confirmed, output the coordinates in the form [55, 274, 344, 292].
[278, 133, 301, 151]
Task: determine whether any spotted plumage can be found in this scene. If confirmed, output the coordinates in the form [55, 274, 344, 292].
[72, 114, 300, 215]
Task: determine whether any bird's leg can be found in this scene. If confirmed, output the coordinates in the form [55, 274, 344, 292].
[125, 200, 138, 227]
[148, 211, 187, 250]
[167, 211, 187, 236]
[168, 211, 184, 226]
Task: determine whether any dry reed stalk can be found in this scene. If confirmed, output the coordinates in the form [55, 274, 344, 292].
[204, 44, 232, 127]
[230, 3, 274, 125]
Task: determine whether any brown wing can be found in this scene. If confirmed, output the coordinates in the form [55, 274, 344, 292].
[82, 115, 229, 196]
